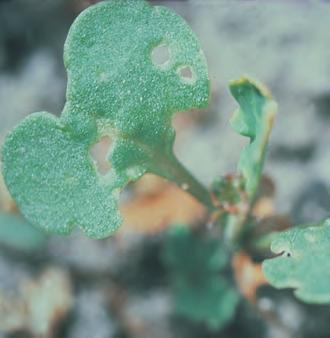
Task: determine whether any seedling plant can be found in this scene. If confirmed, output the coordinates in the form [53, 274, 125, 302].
[1, 0, 330, 330]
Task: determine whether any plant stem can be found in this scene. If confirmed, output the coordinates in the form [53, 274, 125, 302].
[151, 153, 215, 212]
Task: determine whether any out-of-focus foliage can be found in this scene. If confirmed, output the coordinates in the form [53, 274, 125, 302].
[1, 0, 209, 239]
[0, 174, 15, 212]
[263, 219, 330, 303]
[162, 225, 239, 329]
[230, 77, 277, 200]
[0, 212, 47, 252]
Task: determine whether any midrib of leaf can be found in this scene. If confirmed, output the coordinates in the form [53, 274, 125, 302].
[94, 118, 215, 211]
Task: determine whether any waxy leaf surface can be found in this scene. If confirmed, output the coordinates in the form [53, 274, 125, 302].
[1, 0, 209, 238]
[262, 219, 330, 304]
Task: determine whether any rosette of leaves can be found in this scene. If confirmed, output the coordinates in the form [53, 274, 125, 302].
[162, 225, 239, 329]
[263, 219, 330, 304]
[1, 0, 211, 239]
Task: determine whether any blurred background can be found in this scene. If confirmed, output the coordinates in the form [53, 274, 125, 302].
[0, 1, 330, 338]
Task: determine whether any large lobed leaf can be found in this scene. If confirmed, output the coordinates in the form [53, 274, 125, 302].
[162, 225, 239, 329]
[262, 219, 330, 304]
[1, 0, 209, 238]
[230, 77, 277, 200]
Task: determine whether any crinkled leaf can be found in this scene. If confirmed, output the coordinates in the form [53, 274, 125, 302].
[0, 212, 47, 252]
[262, 219, 330, 304]
[162, 225, 239, 329]
[1, 0, 209, 238]
[230, 77, 277, 200]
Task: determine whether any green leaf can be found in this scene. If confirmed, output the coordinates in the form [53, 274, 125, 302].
[1, 0, 210, 238]
[229, 77, 277, 200]
[211, 175, 243, 206]
[162, 225, 239, 329]
[162, 225, 227, 273]
[0, 212, 47, 252]
[173, 275, 239, 330]
[262, 219, 330, 304]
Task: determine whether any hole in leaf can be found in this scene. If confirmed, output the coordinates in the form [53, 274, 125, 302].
[271, 251, 285, 259]
[151, 44, 170, 67]
[90, 136, 112, 175]
[177, 65, 196, 84]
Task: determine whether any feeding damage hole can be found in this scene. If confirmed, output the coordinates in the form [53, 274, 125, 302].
[275, 251, 292, 258]
[90, 136, 112, 175]
[271, 250, 291, 259]
[151, 43, 170, 67]
[177, 65, 195, 84]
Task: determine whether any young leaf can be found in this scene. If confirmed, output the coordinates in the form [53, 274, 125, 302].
[211, 175, 243, 206]
[230, 77, 277, 200]
[173, 276, 239, 330]
[0, 212, 47, 252]
[162, 225, 239, 329]
[1, 0, 210, 238]
[262, 219, 330, 304]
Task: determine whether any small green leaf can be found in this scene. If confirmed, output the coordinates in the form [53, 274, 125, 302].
[162, 225, 227, 273]
[211, 175, 243, 206]
[230, 77, 277, 200]
[0, 212, 47, 252]
[173, 275, 239, 330]
[162, 225, 239, 329]
[1, 0, 209, 238]
[262, 219, 330, 304]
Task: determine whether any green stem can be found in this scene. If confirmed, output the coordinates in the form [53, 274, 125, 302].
[151, 153, 215, 212]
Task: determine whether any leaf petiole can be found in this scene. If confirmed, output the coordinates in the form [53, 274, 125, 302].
[151, 153, 215, 212]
